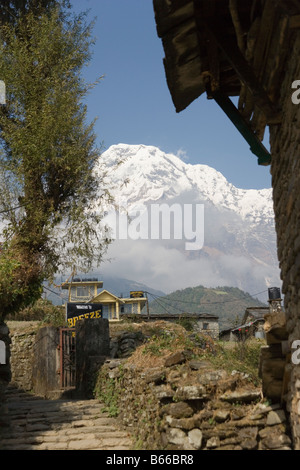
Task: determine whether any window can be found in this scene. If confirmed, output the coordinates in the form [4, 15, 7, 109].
[70, 286, 91, 299]
[102, 305, 109, 319]
[123, 304, 133, 314]
[77, 286, 89, 297]
[203, 322, 209, 330]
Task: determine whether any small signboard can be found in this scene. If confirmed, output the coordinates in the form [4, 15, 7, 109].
[130, 291, 144, 298]
[66, 303, 102, 327]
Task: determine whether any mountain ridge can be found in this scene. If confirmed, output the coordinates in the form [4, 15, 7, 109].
[147, 285, 268, 329]
[98, 143, 274, 225]
[95, 143, 280, 295]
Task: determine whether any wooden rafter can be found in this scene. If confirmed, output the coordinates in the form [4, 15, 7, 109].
[202, 18, 281, 125]
[153, 0, 297, 164]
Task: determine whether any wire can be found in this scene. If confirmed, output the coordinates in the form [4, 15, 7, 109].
[145, 289, 269, 320]
[146, 291, 177, 315]
[145, 289, 268, 308]
[43, 285, 68, 302]
[147, 291, 194, 315]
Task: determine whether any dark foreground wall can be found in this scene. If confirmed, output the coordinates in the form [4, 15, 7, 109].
[270, 30, 300, 449]
[75, 318, 110, 398]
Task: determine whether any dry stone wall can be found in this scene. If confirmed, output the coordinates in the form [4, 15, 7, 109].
[10, 328, 37, 391]
[269, 29, 300, 449]
[2, 320, 295, 449]
[96, 352, 292, 450]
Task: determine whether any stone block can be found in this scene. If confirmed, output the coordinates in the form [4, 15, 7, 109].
[174, 384, 207, 401]
[188, 428, 203, 449]
[160, 401, 194, 419]
[164, 351, 185, 367]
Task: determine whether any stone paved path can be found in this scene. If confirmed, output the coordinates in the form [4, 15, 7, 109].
[0, 386, 133, 450]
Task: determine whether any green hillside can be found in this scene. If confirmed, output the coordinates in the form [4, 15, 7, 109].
[147, 286, 268, 330]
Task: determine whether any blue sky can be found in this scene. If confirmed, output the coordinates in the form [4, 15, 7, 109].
[71, 0, 272, 190]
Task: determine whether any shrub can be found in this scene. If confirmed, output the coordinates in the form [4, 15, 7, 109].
[6, 297, 66, 326]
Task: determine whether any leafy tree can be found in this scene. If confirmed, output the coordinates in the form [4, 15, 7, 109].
[0, 1, 70, 24]
[0, 4, 112, 319]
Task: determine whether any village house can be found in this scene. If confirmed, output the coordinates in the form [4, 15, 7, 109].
[61, 278, 219, 337]
[225, 307, 269, 341]
[62, 278, 148, 322]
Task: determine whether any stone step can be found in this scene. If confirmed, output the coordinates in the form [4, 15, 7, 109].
[0, 386, 133, 451]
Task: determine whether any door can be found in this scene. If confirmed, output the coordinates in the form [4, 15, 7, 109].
[59, 328, 76, 388]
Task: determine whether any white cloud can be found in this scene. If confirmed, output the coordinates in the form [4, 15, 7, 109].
[99, 237, 280, 296]
[176, 148, 189, 162]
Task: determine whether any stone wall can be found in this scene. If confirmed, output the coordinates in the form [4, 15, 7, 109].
[96, 353, 292, 450]
[121, 314, 219, 340]
[10, 327, 37, 391]
[0, 322, 11, 428]
[6, 320, 111, 399]
[269, 29, 300, 449]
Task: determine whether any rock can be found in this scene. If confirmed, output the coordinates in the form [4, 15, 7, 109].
[161, 402, 195, 419]
[167, 428, 188, 447]
[259, 431, 292, 450]
[164, 411, 204, 431]
[252, 402, 281, 416]
[188, 360, 211, 370]
[216, 376, 239, 393]
[188, 428, 203, 449]
[142, 368, 166, 384]
[106, 359, 123, 369]
[231, 408, 246, 421]
[266, 409, 286, 425]
[265, 327, 288, 345]
[108, 368, 121, 379]
[164, 351, 186, 367]
[264, 311, 286, 333]
[152, 384, 174, 400]
[240, 438, 258, 450]
[197, 370, 227, 385]
[175, 385, 207, 401]
[165, 415, 195, 431]
[238, 426, 258, 441]
[220, 389, 261, 404]
[206, 436, 220, 449]
[214, 410, 231, 423]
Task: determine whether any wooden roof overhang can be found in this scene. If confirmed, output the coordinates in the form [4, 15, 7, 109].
[153, 0, 300, 165]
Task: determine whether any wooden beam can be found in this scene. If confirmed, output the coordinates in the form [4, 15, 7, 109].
[203, 19, 281, 125]
[210, 89, 271, 166]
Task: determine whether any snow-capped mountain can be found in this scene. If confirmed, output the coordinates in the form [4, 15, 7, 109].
[95, 143, 280, 297]
[97, 143, 274, 224]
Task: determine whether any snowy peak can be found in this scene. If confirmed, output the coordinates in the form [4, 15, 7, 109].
[98, 143, 274, 225]
[95, 144, 279, 295]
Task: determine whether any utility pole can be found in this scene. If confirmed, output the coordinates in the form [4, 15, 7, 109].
[146, 292, 150, 320]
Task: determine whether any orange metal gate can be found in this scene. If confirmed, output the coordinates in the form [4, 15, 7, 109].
[59, 328, 76, 388]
